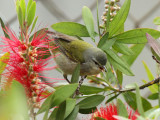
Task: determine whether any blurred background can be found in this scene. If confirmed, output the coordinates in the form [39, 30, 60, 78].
[1, 0, 160, 119]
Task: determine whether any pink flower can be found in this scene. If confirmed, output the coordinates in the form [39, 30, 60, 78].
[90, 103, 139, 120]
[0, 28, 56, 107]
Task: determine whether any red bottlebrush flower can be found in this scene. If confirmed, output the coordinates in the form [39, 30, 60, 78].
[0, 28, 56, 108]
[90, 103, 139, 120]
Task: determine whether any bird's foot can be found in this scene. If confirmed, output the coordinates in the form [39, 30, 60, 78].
[63, 74, 71, 83]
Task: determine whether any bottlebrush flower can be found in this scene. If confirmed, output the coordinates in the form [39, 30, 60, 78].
[90, 103, 139, 120]
[0, 28, 56, 108]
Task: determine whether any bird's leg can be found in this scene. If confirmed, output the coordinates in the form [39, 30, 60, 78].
[73, 75, 87, 98]
[63, 74, 71, 83]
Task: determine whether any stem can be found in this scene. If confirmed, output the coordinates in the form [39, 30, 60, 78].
[107, 77, 160, 96]
[30, 103, 36, 120]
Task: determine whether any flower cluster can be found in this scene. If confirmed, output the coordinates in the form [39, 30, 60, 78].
[0, 28, 55, 108]
[90, 103, 139, 120]
[101, 0, 120, 26]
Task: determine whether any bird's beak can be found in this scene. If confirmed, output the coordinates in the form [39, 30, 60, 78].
[99, 66, 107, 72]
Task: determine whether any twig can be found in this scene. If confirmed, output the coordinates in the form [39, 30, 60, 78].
[107, 77, 160, 96]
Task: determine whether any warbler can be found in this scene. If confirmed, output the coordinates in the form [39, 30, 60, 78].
[50, 32, 107, 81]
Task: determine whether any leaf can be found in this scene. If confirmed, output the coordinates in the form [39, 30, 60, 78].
[27, 1, 36, 27]
[99, 38, 116, 50]
[30, 16, 38, 33]
[0, 52, 10, 75]
[116, 70, 123, 86]
[79, 107, 97, 114]
[77, 95, 105, 109]
[142, 61, 158, 93]
[153, 17, 160, 25]
[146, 33, 160, 57]
[38, 94, 53, 114]
[27, 0, 33, 14]
[38, 84, 78, 114]
[51, 22, 90, 37]
[148, 93, 158, 100]
[71, 64, 80, 83]
[106, 49, 134, 76]
[113, 116, 130, 120]
[48, 108, 58, 120]
[109, 0, 131, 37]
[111, 28, 160, 44]
[82, 6, 95, 41]
[17, 6, 23, 27]
[94, 117, 106, 120]
[55, 101, 66, 120]
[65, 106, 79, 120]
[98, 32, 109, 48]
[0, 17, 10, 39]
[147, 108, 160, 119]
[123, 92, 152, 112]
[20, 0, 26, 22]
[106, 94, 120, 103]
[79, 85, 104, 95]
[117, 99, 128, 118]
[64, 98, 76, 118]
[113, 42, 134, 55]
[121, 44, 145, 66]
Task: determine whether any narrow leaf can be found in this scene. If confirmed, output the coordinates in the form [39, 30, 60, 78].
[117, 99, 128, 118]
[56, 101, 66, 120]
[148, 93, 158, 100]
[20, 0, 26, 22]
[27, 0, 33, 14]
[27, 1, 36, 27]
[121, 44, 145, 66]
[79, 107, 97, 114]
[65, 98, 76, 118]
[48, 108, 58, 120]
[109, 0, 131, 37]
[71, 64, 80, 83]
[98, 32, 109, 48]
[80, 85, 104, 95]
[111, 28, 160, 44]
[0, 52, 10, 75]
[142, 61, 158, 93]
[113, 42, 134, 55]
[77, 95, 105, 109]
[51, 22, 90, 37]
[65, 106, 79, 120]
[106, 49, 134, 76]
[30, 16, 38, 33]
[82, 6, 95, 41]
[0, 17, 10, 39]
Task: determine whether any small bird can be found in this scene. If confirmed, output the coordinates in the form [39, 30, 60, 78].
[49, 32, 107, 83]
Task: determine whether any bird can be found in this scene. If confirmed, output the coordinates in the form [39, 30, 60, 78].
[49, 32, 107, 86]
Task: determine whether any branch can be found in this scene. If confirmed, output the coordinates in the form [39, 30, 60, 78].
[107, 77, 160, 96]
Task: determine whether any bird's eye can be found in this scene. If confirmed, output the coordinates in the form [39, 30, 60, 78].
[94, 61, 99, 65]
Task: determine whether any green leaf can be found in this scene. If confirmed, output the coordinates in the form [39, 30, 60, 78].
[38, 84, 78, 114]
[82, 6, 95, 41]
[79, 107, 97, 114]
[106, 94, 120, 103]
[27, 0, 33, 14]
[147, 108, 160, 119]
[117, 99, 128, 118]
[135, 84, 145, 117]
[0, 17, 10, 39]
[106, 49, 134, 76]
[65, 105, 79, 120]
[96, 0, 100, 36]
[113, 42, 134, 55]
[38, 94, 53, 114]
[142, 61, 158, 93]
[20, 0, 26, 22]
[51, 83, 78, 107]
[0, 52, 10, 75]
[153, 17, 160, 25]
[121, 44, 145, 66]
[109, 0, 131, 37]
[79, 85, 104, 95]
[148, 93, 158, 100]
[64, 98, 76, 118]
[111, 28, 160, 44]
[48, 108, 58, 120]
[123, 92, 152, 112]
[30, 16, 38, 33]
[17, 6, 23, 27]
[77, 95, 105, 109]
[71, 64, 80, 83]
[56, 101, 66, 120]
[98, 32, 109, 48]
[98, 36, 116, 50]
[116, 70, 123, 86]
[51, 22, 90, 37]
[27, 1, 36, 27]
